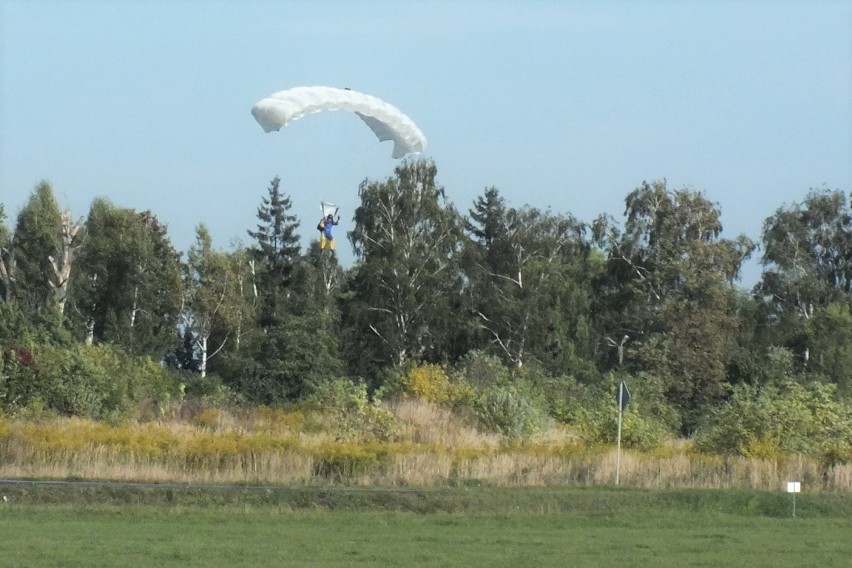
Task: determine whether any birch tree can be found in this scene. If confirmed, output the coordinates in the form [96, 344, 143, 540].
[592, 180, 754, 433]
[0, 204, 13, 302]
[47, 210, 85, 315]
[463, 188, 591, 370]
[756, 187, 852, 386]
[182, 225, 241, 378]
[347, 160, 462, 370]
[67, 199, 183, 357]
[756, 188, 852, 362]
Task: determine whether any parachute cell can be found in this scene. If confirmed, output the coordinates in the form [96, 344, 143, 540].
[251, 86, 427, 158]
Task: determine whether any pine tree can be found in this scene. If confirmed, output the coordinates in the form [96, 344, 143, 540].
[247, 176, 301, 328]
[12, 181, 63, 315]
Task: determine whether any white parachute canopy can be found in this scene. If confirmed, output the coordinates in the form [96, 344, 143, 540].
[251, 86, 427, 159]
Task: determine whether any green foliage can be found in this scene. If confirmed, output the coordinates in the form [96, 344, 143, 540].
[0, 203, 9, 244]
[66, 199, 183, 359]
[0, 301, 45, 345]
[347, 159, 463, 370]
[471, 383, 550, 439]
[697, 379, 852, 460]
[307, 378, 399, 441]
[247, 176, 301, 328]
[462, 187, 595, 371]
[755, 188, 852, 391]
[11, 181, 63, 313]
[6, 172, 852, 460]
[567, 373, 678, 450]
[0, 342, 182, 421]
[757, 187, 852, 319]
[806, 301, 852, 393]
[183, 225, 255, 377]
[0, 202, 12, 302]
[449, 350, 511, 389]
[229, 311, 343, 404]
[591, 181, 755, 434]
[182, 374, 240, 408]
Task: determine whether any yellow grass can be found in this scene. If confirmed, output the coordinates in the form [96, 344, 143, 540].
[0, 401, 848, 490]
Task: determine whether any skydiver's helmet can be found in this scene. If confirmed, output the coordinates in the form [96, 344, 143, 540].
[327, 214, 334, 222]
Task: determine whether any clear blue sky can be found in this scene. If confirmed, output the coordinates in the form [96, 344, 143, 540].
[2, 1, 850, 286]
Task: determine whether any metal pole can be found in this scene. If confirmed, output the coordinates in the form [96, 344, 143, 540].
[616, 382, 623, 486]
[792, 492, 796, 520]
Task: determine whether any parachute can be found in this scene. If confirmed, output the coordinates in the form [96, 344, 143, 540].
[320, 201, 339, 218]
[251, 86, 427, 158]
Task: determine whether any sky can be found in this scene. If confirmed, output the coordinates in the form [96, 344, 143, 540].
[1, 0, 850, 287]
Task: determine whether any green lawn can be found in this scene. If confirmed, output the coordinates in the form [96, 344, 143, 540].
[0, 487, 849, 567]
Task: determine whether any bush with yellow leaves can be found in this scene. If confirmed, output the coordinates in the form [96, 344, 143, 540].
[393, 363, 475, 406]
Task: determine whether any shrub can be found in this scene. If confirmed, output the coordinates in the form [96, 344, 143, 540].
[182, 374, 240, 408]
[308, 378, 400, 441]
[471, 384, 550, 439]
[382, 363, 476, 407]
[450, 351, 511, 389]
[226, 316, 343, 404]
[311, 443, 390, 481]
[697, 380, 852, 460]
[0, 343, 182, 421]
[564, 373, 678, 450]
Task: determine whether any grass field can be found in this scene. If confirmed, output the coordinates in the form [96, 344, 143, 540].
[0, 486, 849, 567]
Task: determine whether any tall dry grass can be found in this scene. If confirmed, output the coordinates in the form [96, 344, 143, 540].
[0, 400, 848, 490]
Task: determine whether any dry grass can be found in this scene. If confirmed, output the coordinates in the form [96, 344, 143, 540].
[390, 398, 499, 448]
[0, 400, 848, 490]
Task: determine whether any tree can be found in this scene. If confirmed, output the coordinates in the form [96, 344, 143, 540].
[0, 204, 12, 302]
[182, 225, 244, 378]
[292, 240, 345, 317]
[164, 327, 202, 373]
[592, 180, 755, 432]
[247, 176, 301, 328]
[347, 160, 462, 371]
[466, 188, 510, 251]
[66, 199, 183, 358]
[755, 187, 852, 370]
[220, 242, 343, 402]
[11, 181, 64, 315]
[48, 210, 85, 315]
[232, 312, 343, 404]
[463, 188, 595, 372]
[805, 301, 852, 393]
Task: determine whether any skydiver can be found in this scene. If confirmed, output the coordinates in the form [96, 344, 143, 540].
[318, 213, 340, 252]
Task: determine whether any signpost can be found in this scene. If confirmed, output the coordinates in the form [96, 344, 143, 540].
[615, 381, 630, 486]
[787, 481, 801, 519]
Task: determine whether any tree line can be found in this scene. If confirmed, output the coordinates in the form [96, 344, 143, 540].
[1, 160, 850, 449]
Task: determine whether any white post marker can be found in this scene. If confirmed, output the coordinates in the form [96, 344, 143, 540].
[615, 381, 630, 486]
[787, 481, 801, 519]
